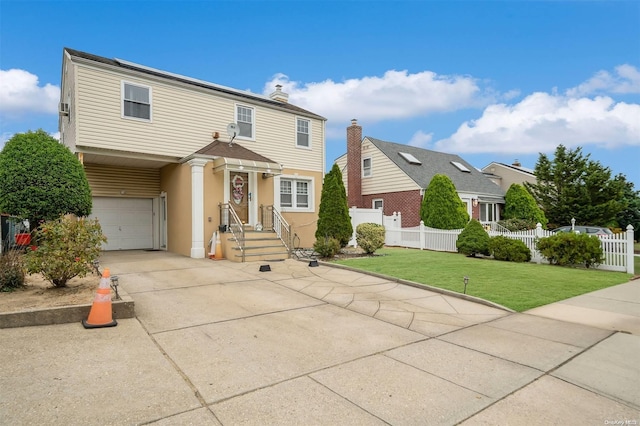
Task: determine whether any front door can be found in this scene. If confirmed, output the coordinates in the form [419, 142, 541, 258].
[230, 172, 249, 224]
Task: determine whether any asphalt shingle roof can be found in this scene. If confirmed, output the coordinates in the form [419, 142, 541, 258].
[367, 137, 505, 198]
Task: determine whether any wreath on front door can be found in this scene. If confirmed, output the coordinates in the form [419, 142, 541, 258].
[232, 174, 245, 204]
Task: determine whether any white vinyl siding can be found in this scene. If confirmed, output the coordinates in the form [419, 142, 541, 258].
[84, 164, 160, 197]
[296, 117, 310, 148]
[75, 66, 324, 172]
[122, 81, 151, 120]
[236, 104, 254, 140]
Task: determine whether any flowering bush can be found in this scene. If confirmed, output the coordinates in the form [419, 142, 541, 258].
[25, 216, 106, 287]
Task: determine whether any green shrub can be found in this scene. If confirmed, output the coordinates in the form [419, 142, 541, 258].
[313, 237, 341, 259]
[489, 236, 531, 262]
[536, 232, 604, 268]
[498, 218, 536, 232]
[456, 219, 490, 257]
[25, 216, 106, 287]
[316, 164, 352, 247]
[356, 223, 385, 254]
[0, 249, 26, 291]
[420, 174, 469, 229]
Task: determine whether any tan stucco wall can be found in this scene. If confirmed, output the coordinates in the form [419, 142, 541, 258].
[161, 163, 192, 257]
[280, 169, 324, 249]
[203, 164, 225, 254]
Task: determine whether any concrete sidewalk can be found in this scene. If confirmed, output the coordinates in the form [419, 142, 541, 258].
[1, 251, 638, 425]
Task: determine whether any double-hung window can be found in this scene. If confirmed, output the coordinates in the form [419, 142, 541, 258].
[296, 117, 310, 148]
[236, 105, 255, 139]
[122, 82, 151, 120]
[279, 177, 311, 210]
[362, 157, 372, 177]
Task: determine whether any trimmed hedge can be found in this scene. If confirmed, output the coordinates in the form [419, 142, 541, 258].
[536, 232, 604, 268]
[456, 219, 490, 257]
[489, 236, 531, 262]
[356, 223, 385, 254]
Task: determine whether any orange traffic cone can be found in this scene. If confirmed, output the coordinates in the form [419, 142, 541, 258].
[82, 267, 117, 329]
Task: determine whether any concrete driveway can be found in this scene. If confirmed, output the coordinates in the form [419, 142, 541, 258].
[1, 250, 638, 425]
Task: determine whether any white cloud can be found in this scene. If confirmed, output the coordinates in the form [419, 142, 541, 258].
[434, 93, 640, 154]
[263, 70, 485, 127]
[408, 130, 433, 148]
[566, 64, 640, 97]
[0, 69, 59, 117]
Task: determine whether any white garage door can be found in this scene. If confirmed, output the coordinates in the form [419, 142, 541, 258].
[90, 197, 153, 250]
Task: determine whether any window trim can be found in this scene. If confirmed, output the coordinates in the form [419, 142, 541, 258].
[121, 81, 152, 122]
[372, 199, 383, 210]
[362, 157, 372, 177]
[295, 117, 312, 149]
[235, 103, 255, 141]
[275, 175, 315, 212]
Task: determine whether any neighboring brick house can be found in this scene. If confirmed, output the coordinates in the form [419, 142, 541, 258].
[481, 161, 537, 192]
[334, 120, 505, 227]
[59, 48, 326, 259]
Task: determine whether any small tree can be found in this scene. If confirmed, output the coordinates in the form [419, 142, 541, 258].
[456, 219, 490, 257]
[356, 223, 385, 254]
[0, 130, 92, 228]
[420, 174, 469, 229]
[503, 184, 547, 227]
[316, 164, 352, 247]
[25, 216, 106, 287]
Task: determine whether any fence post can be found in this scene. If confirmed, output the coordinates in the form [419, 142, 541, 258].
[534, 222, 543, 264]
[626, 224, 635, 275]
[420, 220, 425, 250]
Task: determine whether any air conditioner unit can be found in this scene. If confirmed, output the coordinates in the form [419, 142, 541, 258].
[58, 102, 69, 116]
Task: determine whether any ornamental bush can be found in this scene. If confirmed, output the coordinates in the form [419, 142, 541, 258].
[313, 237, 341, 259]
[0, 249, 26, 291]
[536, 232, 604, 268]
[356, 223, 385, 254]
[25, 216, 106, 287]
[497, 218, 536, 232]
[456, 219, 490, 257]
[420, 174, 469, 229]
[489, 236, 531, 262]
[316, 164, 352, 247]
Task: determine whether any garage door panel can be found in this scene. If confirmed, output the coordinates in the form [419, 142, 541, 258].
[90, 197, 153, 251]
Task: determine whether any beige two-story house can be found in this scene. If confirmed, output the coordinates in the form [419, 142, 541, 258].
[59, 48, 326, 260]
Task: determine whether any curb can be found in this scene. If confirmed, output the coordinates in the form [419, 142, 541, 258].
[0, 290, 135, 329]
[316, 260, 515, 313]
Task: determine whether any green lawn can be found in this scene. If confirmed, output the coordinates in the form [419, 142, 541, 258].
[333, 247, 634, 312]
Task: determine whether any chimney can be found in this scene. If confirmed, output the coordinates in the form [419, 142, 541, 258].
[512, 159, 521, 167]
[269, 84, 289, 103]
[347, 119, 363, 208]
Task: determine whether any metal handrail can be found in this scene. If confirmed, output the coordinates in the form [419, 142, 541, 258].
[219, 202, 245, 262]
[260, 205, 292, 256]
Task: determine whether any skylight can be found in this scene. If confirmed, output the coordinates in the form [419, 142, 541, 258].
[399, 152, 422, 165]
[450, 161, 471, 172]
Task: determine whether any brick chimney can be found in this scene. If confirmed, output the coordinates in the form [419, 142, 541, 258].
[347, 119, 363, 208]
[269, 84, 289, 103]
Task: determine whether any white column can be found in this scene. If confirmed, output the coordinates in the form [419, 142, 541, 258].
[188, 158, 209, 258]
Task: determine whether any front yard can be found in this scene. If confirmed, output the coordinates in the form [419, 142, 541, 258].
[333, 247, 634, 312]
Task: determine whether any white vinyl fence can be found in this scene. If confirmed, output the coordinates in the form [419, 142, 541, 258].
[348, 207, 635, 274]
[383, 222, 635, 274]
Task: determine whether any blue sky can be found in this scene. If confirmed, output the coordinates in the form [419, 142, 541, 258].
[1, 1, 639, 186]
